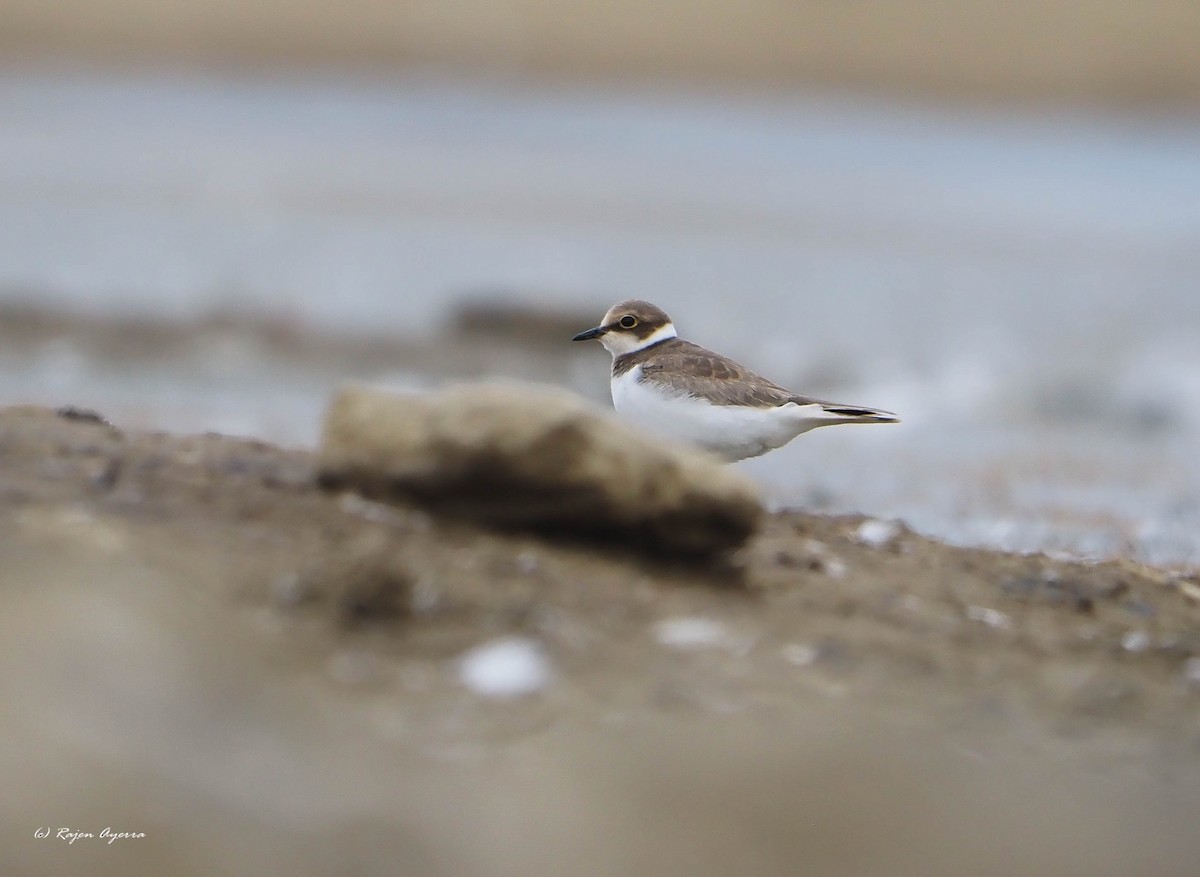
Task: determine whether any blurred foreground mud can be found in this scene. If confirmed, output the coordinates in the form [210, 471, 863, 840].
[3, 405, 1200, 876]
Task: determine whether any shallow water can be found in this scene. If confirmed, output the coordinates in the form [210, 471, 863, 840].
[2, 68, 1199, 564]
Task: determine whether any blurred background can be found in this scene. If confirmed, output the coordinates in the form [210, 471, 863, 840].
[2, 1, 1199, 563]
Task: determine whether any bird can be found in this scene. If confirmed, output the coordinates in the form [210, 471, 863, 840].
[572, 299, 898, 462]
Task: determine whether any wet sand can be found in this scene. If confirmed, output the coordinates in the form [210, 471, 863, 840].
[3, 404, 1200, 875]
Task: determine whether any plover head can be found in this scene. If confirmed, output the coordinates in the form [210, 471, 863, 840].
[571, 299, 678, 357]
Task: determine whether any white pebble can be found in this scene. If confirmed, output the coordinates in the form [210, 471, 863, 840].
[856, 519, 901, 548]
[823, 557, 848, 579]
[409, 575, 440, 614]
[1121, 630, 1152, 653]
[515, 551, 539, 575]
[655, 617, 730, 650]
[965, 605, 1011, 630]
[458, 637, 551, 699]
[782, 643, 819, 666]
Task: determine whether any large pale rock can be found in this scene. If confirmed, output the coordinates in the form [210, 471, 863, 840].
[316, 383, 762, 555]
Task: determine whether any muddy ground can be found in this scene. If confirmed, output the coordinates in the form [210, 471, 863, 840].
[3, 405, 1200, 876]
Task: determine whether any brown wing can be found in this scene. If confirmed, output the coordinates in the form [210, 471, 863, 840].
[634, 340, 815, 408]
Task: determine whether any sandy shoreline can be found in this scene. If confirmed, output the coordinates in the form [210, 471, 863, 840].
[3, 403, 1200, 873]
[3, 1, 1200, 103]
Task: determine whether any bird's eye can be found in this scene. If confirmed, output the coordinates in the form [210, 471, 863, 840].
[619, 315, 638, 329]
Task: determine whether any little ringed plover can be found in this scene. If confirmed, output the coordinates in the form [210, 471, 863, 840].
[572, 299, 898, 462]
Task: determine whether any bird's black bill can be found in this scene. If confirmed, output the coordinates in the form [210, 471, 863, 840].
[572, 326, 607, 341]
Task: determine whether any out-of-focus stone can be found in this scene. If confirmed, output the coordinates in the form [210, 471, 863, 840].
[316, 383, 762, 556]
[448, 296, 596, 345]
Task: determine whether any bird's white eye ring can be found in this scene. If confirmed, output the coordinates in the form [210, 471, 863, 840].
[619, 315, 638, 329]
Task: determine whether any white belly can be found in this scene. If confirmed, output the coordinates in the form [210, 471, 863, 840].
[610, 366, 823, 462]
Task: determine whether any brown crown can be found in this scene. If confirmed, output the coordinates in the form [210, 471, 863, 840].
[602, 300, 673, 338]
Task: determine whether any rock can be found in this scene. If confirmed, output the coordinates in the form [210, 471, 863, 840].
[964, 605, 1012, 630]
[855, 518, 901, 549]
[316, 383, 762, 556]
[448, 295, 597, 345]
[654, 617, 732, 651]
[458, 636, 552, 699]
[55, 405, 116, 428]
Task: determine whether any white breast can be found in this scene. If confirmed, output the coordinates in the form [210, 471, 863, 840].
[610, 366, 826, 462]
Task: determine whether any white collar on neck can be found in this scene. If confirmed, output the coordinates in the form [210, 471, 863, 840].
[602, 321, 677, 357]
